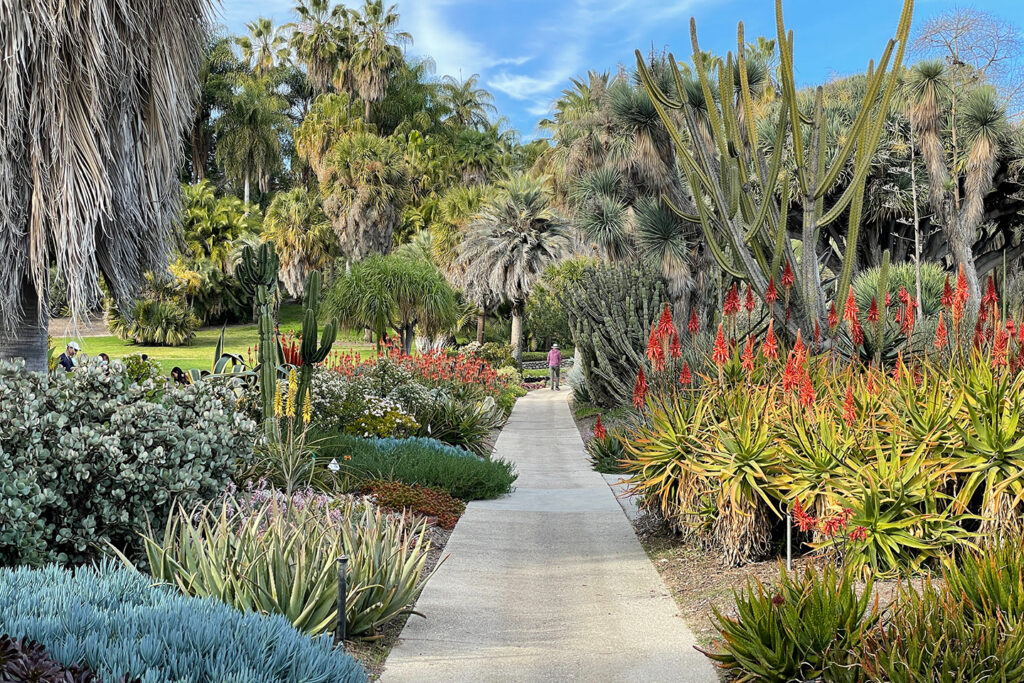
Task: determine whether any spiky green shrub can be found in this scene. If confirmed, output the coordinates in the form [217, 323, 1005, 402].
[861, 579, 1024, 682]
[138, 491, 432, 638]
[0, 360, 255, 566]
[587, 431, 628, 474]
[318, 434, 517, 500]
[0, 563, 366, 682]
[703, 564, 877, 682]
[944, 540, 1024, 628]
[852, 261, 948, 317]
[108, 297, 199, 346]
[412, 396, 501, 456]
[560, 262, 667, 407]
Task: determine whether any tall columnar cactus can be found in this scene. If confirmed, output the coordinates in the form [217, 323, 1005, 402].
[559, 263, 667, 407]
[635, 0, 914, 343]
[295, 270, 337, 417]
[237, 243, 280, 437]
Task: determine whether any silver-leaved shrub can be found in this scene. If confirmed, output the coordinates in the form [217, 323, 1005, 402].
[0, 359, 255, 566]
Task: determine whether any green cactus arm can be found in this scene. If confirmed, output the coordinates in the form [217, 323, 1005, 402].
[666, 189, 745, 278]
[735, 23, 762, 162]
[769, 176, 790, 279]
[835, 172, 865, 322]
[743, 107, 787, 241]
[775, 6, 808, 197]
[689, 19, 731, 161]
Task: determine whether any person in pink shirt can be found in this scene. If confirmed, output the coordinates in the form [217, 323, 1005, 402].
[547, 343, 563, 390]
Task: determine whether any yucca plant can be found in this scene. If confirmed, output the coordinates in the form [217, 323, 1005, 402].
[623, 393, 718, 539]
[699, 388, 783, 565]
[949, 356, 1024, 537]
[861, 578, 1024, 683]
[130, 493, 434, 637]
[703, 563, 877, 682]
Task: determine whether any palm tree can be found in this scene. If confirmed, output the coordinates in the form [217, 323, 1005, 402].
[181, 181, 259, 270]
[438, 74, 496, 130]
[326, 252, 457, 353]
[349, 0, 412, 120]
[215, 77, 291, 205]
[457, 175, 571, 363]
[189, 35, 239, 182]
[289, 0, 349, 94]
[294, 92, 362, 178]
[237, 17, 291, 76]
[0, 1, 211, 370]
[907, 61, 1010, 308]
[262, 188, 337, 297]
[316, 130, 411, 258]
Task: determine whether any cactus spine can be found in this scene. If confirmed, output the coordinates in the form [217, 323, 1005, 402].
[238, 243, 281, 438]
[295, 270, 337, 419]
[636, 0, 914, 343]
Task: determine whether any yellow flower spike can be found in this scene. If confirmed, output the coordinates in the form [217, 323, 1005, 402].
[286, 369, 298, 418]
[273, 382, 283, 418]
[303, 391, 312, 425]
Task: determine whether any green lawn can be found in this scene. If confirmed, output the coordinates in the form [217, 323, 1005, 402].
[53, 304, 375, 371]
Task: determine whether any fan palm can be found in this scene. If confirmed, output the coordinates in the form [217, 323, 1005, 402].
[438, 74, 496, 130]
[0, 0, 211, 370]
[457, 175, 571, 363]
[215, 77, 292, 205]
[189, 35, 239, 182]
[349, 0, 411, 120]
[237, 18, 291, 76]
[317, 130, 411, 259]
[288, 0, 349, 94]
[262, 188, 337, 297]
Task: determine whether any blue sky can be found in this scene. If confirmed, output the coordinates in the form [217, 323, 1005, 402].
[220, 1, 1024, 139]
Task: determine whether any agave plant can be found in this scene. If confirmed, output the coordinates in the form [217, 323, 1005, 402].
[948, 356, 1024, 536]
[623, 393, 718, 540]
[699, 387, 783, 565]
[129, 493, 434, 637]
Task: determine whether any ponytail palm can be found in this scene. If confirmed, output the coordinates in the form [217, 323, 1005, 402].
[0, 0, 211, 370]
[457, 175, 571, 363]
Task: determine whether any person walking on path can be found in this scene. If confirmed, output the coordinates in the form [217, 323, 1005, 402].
[57, 341, 80, 372]
[547, 342, 562, 390]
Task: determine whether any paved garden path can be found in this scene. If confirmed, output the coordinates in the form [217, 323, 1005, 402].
[382, 389, 717, 682]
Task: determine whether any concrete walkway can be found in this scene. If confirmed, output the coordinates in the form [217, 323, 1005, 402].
[382, 389, 717, 682]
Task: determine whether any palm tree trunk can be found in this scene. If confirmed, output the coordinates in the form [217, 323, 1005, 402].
[511, 301, 524, 365]
[364, 98, 371, 121]
[0, 279, 49, 372]
[243, 173, 250, 207]
[476, 311, 485, 344]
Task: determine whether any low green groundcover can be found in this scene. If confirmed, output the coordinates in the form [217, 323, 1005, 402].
[0, 563, 366, 683]
[319, 434, 517, 501]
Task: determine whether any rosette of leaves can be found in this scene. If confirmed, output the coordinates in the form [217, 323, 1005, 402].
[587, 429, 628, 474]
[703, 563, 877, 682]
[108, 297, 199, 346]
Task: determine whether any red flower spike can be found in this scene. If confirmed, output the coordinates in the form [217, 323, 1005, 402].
[953, 263, 969, 325]
[741, 336, 756, 372]
[646, 323, 665, 371]
[657, 303, 674, 338]
[941, 274, 954, 309]
[844, 286, 859, 323]
[724, 284, 740, 317]
[814, 320, 821, 347]
[893, 352, 903, 381]
[799, 371, 816, 408]
[793, 329, 806, 363]
[792, 498, 817, 533]
[934, 311, 948, 350]
[688, 310, 700, 336]
[712, 323, 730, 368]
[902, 302, 915, 338]
[898, 286, 909, 306]
[762, 321, 779, 360]
[593, 415, 607, 440]
[993, 326, 1009, 369]
[867, 297, 879, 324]
[828, 301, 839, 330]
[679, 361, 693, 385]
[632, 368, 648, 409]
[782, 353, 802, 393]
[782, 261, 794, 289]
[849, 526, 868, 542]
[867, 372, 876, 394]
[984, 276, 998, 309]
[885, 291, 892, 308]
[765, 277, 778, 306]
[842, 385, 857, 427]
[744, 285, 756, 313]
[669, 331, 682, 359]
[851, 319, 865, 347]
